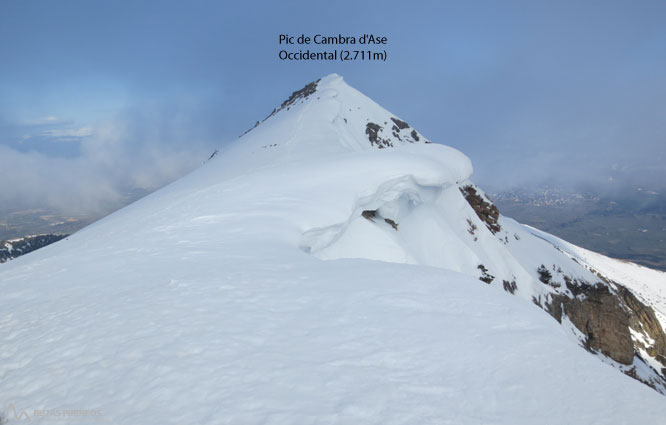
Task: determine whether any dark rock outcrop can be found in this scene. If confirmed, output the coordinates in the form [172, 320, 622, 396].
[503, 279, 517, 294]
[460, 185, 501, 234]
[1, 234, 68, 263]
[361, 210, 399, 231]
[362, 210, 377, 220]
[545, 281, 633, 365]
[384, 218, 398, 230]
[365, 123, 393, 148]
[542, 270, 666, 382]
[477, 264, 494, 284]
[279, 80, 319, 110]
[565, 288, 634, 365]
[390, 117, 410, 130]
[365, 117, 423, 148]
[618, 286, 666, 365]
[242, 79, 321, 136]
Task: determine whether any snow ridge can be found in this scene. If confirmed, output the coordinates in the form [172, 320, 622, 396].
[1, 74, 666, 423]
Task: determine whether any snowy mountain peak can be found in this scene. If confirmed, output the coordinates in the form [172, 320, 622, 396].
[239, 74, 430, 156]
[3, 75, 666, 422]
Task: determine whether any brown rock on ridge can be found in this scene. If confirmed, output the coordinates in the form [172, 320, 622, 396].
[460, 185, 501, 234]
[242, 79, 321, 136]
[544, 277, 666, 373]
[564, 286, 634, 365]
[618, 286, 666, 365]
[365, 122, 393, 148]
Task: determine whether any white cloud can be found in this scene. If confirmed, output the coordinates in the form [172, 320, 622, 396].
[1, 106, 216, 215]
[42, 126, 94, 139]
[20, 116, 65, 125]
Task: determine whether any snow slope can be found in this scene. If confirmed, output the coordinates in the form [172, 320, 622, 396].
[525, 224, 666, 325]
[1, 74, 665, 424]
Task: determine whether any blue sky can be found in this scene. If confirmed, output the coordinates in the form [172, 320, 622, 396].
[1, 0, 665, 212]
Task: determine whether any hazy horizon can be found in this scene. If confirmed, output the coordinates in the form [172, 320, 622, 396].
[2, 0, 665, 214]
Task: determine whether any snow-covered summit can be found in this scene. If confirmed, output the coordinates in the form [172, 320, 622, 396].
[246, 73, 428, 150]
[1, 75, 666, 424]
[234, 73, 438, 165]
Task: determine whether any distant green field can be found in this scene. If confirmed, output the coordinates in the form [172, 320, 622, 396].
[0, 209, 94, 241]
[0, 189, 152, 241]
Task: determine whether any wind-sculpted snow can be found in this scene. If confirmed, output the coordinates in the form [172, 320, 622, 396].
[301, 175, 451, 262]
[4, 241, 666, 424]
[2, 74, 666, 423]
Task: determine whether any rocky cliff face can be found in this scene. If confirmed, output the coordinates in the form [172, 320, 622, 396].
[462, 190, 666, 393]
[460, 185, 501, 234]
[533, 260, 666, 392]
[0, 234, 68, 263]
